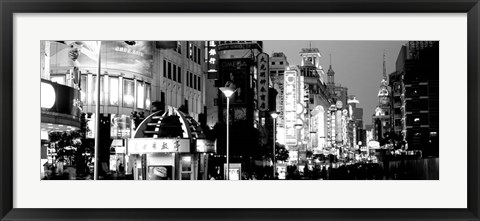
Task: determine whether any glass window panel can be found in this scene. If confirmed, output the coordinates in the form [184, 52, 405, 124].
[145, 84, 151, 110]
[181, 156, 192, 171]
[88, 75, 94, 105]
[109, 77, 119, 105]
[163, 60, 166, 77]
[123, 79, 134, 108]
[136, 82, 144, 109]
[178, 67, 182, 83]
[194, 75, 197, 90]
[100, 75, 109, 105]
[168, 62, 171, 79]
[80, 76, 87, 104]
[173, 64, 177, 81]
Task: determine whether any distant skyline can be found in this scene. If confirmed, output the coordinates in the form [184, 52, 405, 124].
[263, 40, 407, 126]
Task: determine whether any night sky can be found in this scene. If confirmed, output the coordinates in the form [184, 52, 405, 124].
[263, 40, 407, 127]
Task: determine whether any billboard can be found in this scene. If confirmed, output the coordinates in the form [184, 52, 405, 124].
[50, 41, 153, 78]
[110, 114, 132, 139]
[219, 59, 251, 105]
[41, 79, 82, 118]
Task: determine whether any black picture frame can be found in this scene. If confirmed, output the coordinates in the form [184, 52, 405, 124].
[1, 0, 479, 220]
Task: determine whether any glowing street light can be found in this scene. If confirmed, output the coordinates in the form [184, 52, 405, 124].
[220, 87, 235, 180]
[270, 111, 279, 179]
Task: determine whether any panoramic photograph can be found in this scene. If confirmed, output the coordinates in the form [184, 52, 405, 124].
[40, 40, 439, 180]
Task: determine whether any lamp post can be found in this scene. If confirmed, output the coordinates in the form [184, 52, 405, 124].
[220, 87, 235, 180]
[270, 111, 279, 179]
[295, 123, 303, 167]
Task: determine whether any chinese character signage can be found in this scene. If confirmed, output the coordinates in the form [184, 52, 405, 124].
[207, 41, 218, 73]
[284, 70, 297, 146]
[127, 138, 190, 154]
[256, 53, 269, 111]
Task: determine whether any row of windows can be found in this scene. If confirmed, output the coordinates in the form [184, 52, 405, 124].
[51, 74, 151, 110]
[271, 61, 285, 65]
[186, 72, 201, 91]
[187, 42, 202, 65]
[163, 60, 182, 83]
[163, 59, 202, 92]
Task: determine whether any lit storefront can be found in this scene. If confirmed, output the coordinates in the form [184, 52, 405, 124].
[127, 107, 216, 180]
[41, 79, 82, 178]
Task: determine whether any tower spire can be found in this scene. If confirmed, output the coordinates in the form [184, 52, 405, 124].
[329, 53, 332, 68]
[383, 50, 387, 80]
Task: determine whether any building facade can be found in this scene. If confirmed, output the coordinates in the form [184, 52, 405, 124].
[43, 41, 207, 177]
[391, 41, 439, 156]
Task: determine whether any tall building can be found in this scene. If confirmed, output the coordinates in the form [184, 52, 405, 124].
[372, 52, 391, 142]
[298, 48, 330, 156]
[347, 95, 364, 149]
[391, 41, 439, 156]
[269, 52, 290, 145]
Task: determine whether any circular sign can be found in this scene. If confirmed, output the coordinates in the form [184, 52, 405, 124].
[41, 82, 56, 109]
[335, 101, 343, 109]
[296, 103, 305, 114]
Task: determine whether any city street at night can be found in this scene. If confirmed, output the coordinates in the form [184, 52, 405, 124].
[40, 40, 439, 180]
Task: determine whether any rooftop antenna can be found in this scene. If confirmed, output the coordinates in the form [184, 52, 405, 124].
[383, 50, 387, 80]
[329, 53, 332, 67]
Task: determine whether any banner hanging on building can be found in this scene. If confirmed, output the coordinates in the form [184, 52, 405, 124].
[284, 70, 298, 146]
[256, 53, 269, 111]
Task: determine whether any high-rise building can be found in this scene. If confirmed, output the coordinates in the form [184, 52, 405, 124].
[269, 52, 289, 145]
[391, 41, 439, 156]
[372, 52, 391, 142]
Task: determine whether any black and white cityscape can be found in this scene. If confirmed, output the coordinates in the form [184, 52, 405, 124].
[40, 40, 439, 180]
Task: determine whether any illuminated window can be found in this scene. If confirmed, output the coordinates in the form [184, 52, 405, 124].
[414, 118, 420, 122]
[136, 82, 144, 109]
[123, 79, 134, 108]
[181, 155, 192, 180]
[109, 77, 119, 105]
[80, 76, 87, 104]
[91, 76, 105, 105]
[145, 84, 151, 110]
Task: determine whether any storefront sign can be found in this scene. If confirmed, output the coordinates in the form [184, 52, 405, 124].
[256, 53, 269, 111]
[41, 79, 82, 118]
[127, 138, 190, 154]
[284, 70, 297, 146]
[196, 139, 216, 153]
[217, 42, 261, 51]
[206, 41, 218, 73]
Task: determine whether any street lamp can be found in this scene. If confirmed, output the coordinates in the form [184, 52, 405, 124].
[295, 123, 303, 167]
[220, 87, 235, 180]
[270, 111, 279, 179]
